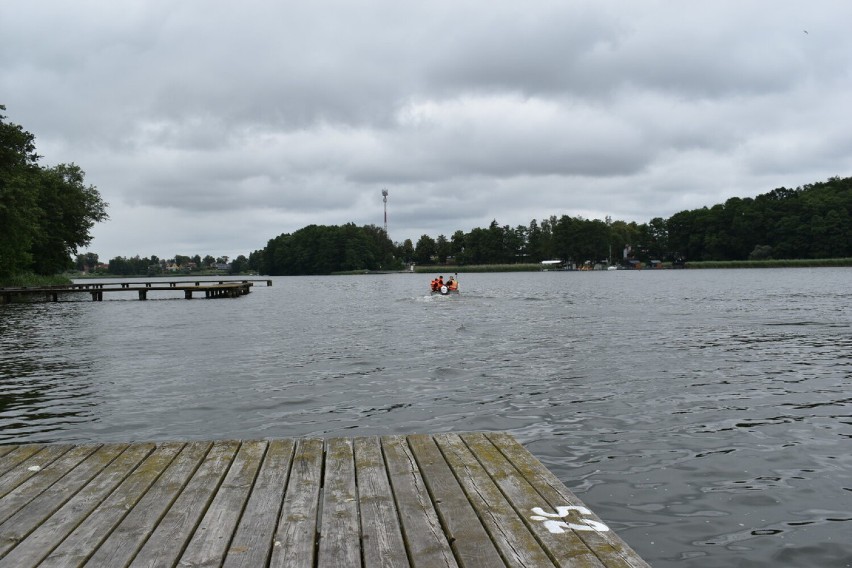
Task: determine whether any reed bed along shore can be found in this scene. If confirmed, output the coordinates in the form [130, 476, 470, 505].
[684, 257, 852, 269]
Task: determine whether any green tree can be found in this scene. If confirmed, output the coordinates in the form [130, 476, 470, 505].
[0, 107, 108, 277]
[29, 164, 108, 274]
[414, 234, 436, 265]
[526, 219, 545, 261]
[484, 220, 505, 262]
[0, 107, 42, 277]
[259, 223, 396, 275]
[400, 239, 415, 264]
[75, 252, 99, 272]
[450, 231, 466, 262]
[107, 256, 132, 275]
[435, 234, 450, 264]
[230, 254, 249, 274]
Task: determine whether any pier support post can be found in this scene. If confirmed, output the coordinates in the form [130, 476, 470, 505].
[138, 290, 147, 300]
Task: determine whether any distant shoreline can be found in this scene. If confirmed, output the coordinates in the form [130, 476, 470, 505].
[410, 258, 852, 272]
[48, 258, 851, 285]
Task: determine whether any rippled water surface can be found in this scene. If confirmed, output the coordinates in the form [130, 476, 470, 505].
[1, 268, 850, 567]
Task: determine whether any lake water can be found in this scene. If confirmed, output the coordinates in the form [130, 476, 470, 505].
[1, 268, 850, 567]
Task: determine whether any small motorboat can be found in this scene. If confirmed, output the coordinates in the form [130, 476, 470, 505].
[430, 284, 460, 296]
[429, 276, 460, 296]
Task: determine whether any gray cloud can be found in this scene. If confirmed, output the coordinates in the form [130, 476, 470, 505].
[2, 0, 851, 260]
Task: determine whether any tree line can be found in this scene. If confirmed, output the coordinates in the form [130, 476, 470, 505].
[406, 177, 850, 266]
[0, 106, 108, 279]
[251, 176, 850, 275]
[4, 106, 849, 278]
[666, 176, 850, 261]
[77, 253, 251, 276]
[249, 223, 397, 275]
[78, 172, 852, 278]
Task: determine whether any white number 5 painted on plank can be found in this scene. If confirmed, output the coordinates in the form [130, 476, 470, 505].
[530, 506, 611, 533]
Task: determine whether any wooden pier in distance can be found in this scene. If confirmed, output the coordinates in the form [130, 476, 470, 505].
[0, 279, 271, 303]
[0, 432, 648, 567]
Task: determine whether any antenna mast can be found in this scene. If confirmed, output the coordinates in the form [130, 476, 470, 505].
[381, 189, 389, 236]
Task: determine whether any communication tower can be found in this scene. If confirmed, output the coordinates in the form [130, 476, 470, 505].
[382, 189, 389, 236]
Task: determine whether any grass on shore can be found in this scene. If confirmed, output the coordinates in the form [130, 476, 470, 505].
[0, 273, 73, 287]
[415, 264, 542, 273]
[684, 258, 852, 269]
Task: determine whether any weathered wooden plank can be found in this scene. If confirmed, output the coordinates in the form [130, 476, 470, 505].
[0, 443, 157, 567]
[0, 444, 126, 558]
[485, 433, 650, 568]
[0, 446, 36, 477]
[354, 436, 410, 568]
[0, 444, 74, 500]
[269, 438, 324, 568]
[179, 440, 268, 567]
[382, 435, 457, 568]
[224, 439, 296, 568]
[407, 434, 505, 568]
[435, 433, 554, 568]
[461, 433, 605, 568]
[0, 434, 647, 568]
[128, 440, 240, 568]
[0, 445, 99, 525]
[85, 441, 212, 567]
[38, 442, 184, 568]
[317, 437, 360, 568]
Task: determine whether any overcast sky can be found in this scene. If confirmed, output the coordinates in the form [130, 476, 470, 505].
[3, 1, 851, 261]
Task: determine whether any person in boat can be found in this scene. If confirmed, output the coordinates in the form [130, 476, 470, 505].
[446, 277, 458, 291]
[431, 277, 440, 292]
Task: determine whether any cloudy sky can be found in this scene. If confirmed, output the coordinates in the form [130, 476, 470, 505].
[3, 1, 851, 261]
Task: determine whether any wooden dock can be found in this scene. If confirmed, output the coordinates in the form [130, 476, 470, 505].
[0, 432, 649, 567]
[0, 280, 266, 303]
